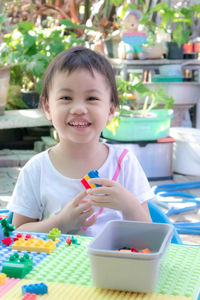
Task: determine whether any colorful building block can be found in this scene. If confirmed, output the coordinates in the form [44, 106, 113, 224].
[22, 282, 48, 295]
[12, 237, 59, 254]
[81, 170, 100, 189]
[1, 253, 33, 278]
[2, 237, 12, 246]
[0, 217, 15, 237]
[21, 293, 37, 300]
[47, 228, 61, 241]
[66, 236, 71, 245]
[0, 273, 6, 284]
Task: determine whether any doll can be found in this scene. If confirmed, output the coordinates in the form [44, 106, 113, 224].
[118, 10, 147, 60]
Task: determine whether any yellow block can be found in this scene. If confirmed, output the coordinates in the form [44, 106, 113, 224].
[12, 237, 59, 254]
[84, 174, 96, 188]
[0, 273, 6, 284]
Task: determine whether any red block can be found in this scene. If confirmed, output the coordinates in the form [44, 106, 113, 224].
[2, 237, 12, 246]
[21, 293, 37, 300]
[81, 178, 91, 189]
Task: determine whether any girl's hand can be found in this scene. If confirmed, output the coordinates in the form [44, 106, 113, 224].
[87, 178, 151, 222]
[87, 178, 135, 211]
[58, 190, 96, 232]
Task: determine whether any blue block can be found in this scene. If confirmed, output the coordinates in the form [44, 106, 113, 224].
[88, 170, 101, 187]
[22, 282, 48, 295]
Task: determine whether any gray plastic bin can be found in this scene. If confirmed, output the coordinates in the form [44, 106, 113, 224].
[88, 220, 173, 293]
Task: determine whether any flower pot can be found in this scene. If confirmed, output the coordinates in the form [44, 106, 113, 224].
[167, 42, 184, 59]
[102, 109, 173, 142]
[21, 90, 40, 108]
[0, 67, 10, 115]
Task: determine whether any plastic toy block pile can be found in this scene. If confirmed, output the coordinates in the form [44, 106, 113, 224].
[0, 217, 200, 299]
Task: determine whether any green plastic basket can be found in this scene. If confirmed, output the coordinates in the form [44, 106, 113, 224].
[102, 109, 174, 142]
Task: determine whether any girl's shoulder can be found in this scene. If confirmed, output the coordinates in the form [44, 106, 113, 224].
[22, 148, 50, 171]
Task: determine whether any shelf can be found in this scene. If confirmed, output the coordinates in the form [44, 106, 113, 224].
[0, 109, 51, 129]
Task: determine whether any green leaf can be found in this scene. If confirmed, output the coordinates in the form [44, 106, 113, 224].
[106, 116, 120, 135]
[17, 21, 34, 34]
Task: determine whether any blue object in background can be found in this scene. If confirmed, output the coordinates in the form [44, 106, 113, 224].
[148, 201, 182, 244]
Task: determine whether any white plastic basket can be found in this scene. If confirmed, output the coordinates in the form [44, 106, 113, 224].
[88, 220, 173, 293]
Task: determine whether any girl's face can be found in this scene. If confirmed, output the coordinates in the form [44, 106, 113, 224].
[43, 68, 115, 146]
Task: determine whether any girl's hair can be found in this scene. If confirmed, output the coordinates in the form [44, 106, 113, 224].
[40, 46, 119, 106]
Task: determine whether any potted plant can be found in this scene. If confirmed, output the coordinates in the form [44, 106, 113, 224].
[0, 19, 89, 108]
[102, 73, 174, 141]
[0, 65, 10, 115]
[151, 3, 200, 59]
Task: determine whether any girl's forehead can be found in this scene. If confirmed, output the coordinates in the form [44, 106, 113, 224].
[53, 68, 110, 87]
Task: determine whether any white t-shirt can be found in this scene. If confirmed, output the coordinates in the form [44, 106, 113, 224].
[8, 144, 154, 236]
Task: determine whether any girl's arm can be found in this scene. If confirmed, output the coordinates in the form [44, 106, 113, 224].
[12, 190, 97, 233]
[12, 213, 61, 233]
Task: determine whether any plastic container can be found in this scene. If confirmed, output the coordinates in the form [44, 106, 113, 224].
[102, 109, 173, 142]
[101, 137, 174, 181]
[88, 220, 173, 293]
[169, 127, 200, 176]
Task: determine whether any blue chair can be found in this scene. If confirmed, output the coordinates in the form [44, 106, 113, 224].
[148, 201, 182, 244]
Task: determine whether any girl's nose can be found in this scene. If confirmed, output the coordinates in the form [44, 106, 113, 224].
[70, 101, 87, 115]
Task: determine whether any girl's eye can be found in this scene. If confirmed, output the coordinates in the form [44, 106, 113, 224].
[60, 96, 72, 101]
[87, 97, 99, 101]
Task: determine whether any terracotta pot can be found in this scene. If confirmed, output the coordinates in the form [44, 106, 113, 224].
[0, 67, 10, 115]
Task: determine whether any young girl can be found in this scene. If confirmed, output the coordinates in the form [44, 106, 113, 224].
[8, 46, 154, 236]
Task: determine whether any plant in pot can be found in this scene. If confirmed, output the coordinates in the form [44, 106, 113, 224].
[0, 19, 88, 109]
[102, 73, 174, 142]
[152, 3, 200, 59]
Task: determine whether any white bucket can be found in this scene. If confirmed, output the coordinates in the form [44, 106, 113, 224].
[169, 127, 200, 176]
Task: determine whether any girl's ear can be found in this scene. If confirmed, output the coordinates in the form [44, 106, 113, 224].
[108, 103, 116, 123]
[42, 98, 52, 121]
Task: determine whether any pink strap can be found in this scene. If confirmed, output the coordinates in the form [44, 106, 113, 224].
[82, 149, 129, 231]
[112, 149, 128, 181]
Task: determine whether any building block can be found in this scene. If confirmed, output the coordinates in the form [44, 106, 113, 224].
[0, 273, 6, 284]
[1, 253, 33, 278]
[0, 217, 15, 237]
[66, 236, 71, 245]
[2, 236, 12, 246]
[81, 170, 100, 189]
[21, 293, 37, 300]
[22, 282, 48, 295]
[12, 237, 59, 254]
[47, 228, 61, 241]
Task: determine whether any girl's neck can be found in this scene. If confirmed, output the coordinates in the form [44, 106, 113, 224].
[49, 140, 108, 178]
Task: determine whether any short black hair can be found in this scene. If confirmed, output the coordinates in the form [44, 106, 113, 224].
[40, 46, 119, 106]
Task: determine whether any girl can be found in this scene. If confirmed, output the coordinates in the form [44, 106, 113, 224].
[8, 46, 153, 236]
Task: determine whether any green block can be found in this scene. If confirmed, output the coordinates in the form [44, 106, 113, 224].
[2, 252, 33, 278]
[0, 217, 15, 237]
[47, 228, 61, 241]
